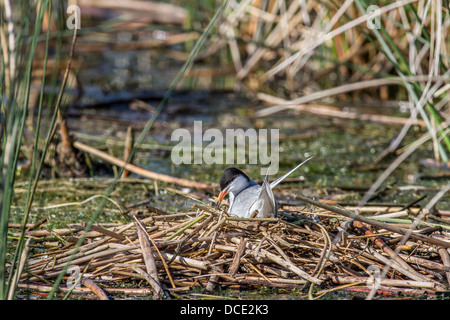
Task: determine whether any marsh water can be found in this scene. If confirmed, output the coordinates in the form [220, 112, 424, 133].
[16, 35, 450, 225]
[12, 34, 449, 300]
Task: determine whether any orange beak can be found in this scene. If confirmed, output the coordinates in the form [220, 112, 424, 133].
[216, 189, 229, 206]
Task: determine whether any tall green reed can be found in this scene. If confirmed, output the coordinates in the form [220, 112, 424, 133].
[0, 0, 71, 299]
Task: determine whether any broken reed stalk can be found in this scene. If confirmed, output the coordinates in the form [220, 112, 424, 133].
[133, 215, 176, 289]
[351, 220, 428, 282]
[229, 237, 247, 276]
[72, 141, 212, 190]
[18, 282, 153, 296]
[230, 237, 322, 285]
[295, 193, 450, 249]
[438, 249, 450, 285]
[135, 219, 162, 298]
[7, 239, 31, 300]
[81, 278, 109, 300]
[81, 222, 126, 242]
[121, 126, 133, 178]
[330, 275, 446, 292]
[165, 213, 207, 241]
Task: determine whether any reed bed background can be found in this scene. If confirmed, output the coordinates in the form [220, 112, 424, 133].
[1, 0, 449, 300]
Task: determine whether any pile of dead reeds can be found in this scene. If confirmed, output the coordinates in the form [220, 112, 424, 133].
[15, 196, 450, 300]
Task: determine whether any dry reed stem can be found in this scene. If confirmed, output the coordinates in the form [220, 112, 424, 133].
[230, 237, 322, 285]
[81, 278, 109, 300]
[73, 141, 212, 189]
[229, 237, 247, 276]
[438, 248, 450, 286]
[81, 222, 126, 242]
[330, 275, 446, 291]
[121, 126, 133, 178]
[266, 0, 420, 78]
[256, 75, 448, 117]
[294, 193, 450, 248]
[135, 219, 162, 297]
[351, 220, 428, 282]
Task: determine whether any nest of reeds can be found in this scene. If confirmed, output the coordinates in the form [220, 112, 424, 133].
[18, 194, 450, 300]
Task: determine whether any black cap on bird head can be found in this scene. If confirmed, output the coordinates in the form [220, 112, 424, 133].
[217, 168, 250, 207]
[219, 168, 249, 191]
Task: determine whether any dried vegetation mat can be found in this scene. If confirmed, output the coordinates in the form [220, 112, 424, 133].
[16, 195, 450, 300]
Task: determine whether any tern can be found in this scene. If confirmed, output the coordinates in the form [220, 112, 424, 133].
[216, 157, 313, 218]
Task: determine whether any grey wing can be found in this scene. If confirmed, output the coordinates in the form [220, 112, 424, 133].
[255, 177, 277, 217]
[228, 185, 261, 218]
